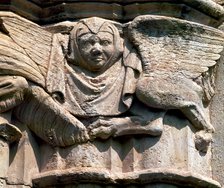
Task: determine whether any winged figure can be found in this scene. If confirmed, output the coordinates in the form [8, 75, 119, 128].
[128, 15, 224, 151]
[0, 13, 90, 146]
[0, 14, 163, 147]
[0, 13, 223, 152]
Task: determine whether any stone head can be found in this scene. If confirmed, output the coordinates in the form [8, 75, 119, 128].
[68, 17, 123, 72]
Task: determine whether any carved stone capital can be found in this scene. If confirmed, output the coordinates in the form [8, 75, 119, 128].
[0, 1, 223, 187]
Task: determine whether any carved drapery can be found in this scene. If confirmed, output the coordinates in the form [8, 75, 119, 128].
[0, 1, 223, 187]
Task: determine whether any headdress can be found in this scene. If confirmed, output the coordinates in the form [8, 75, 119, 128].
[67, 17, 123, 72]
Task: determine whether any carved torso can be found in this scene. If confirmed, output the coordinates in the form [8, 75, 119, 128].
[63, 59, 130, 117]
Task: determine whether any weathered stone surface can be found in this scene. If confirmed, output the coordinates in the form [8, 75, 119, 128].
[0, 139, 9, 179]
[0, 0, 222, 187]
[0, 14, 221, 151]
[6, 122, 39, 186]
[33, 120, 219, 187]
[129, 15, 224, 152]
[210, 23, 224, 187]
[214, 0, 224, 5]
[5, 185, 31, 188]
[0, 179, 7, 188]
[0, 0, 223, 26]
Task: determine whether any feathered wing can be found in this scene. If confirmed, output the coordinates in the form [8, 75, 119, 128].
[0, 13, 53, 87]
[128, 15, 224, 103]
[0, 13, 89, 146]
[128, 15, 224, 152]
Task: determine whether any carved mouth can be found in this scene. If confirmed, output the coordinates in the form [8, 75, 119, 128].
[91, 57, 104, 63]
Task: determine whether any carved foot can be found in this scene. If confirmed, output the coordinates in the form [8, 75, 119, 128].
[194, 130, 212, 153]
[143, 117, 163, 136]
[0, 123, 22, 143]
[88, 116, 163, 140]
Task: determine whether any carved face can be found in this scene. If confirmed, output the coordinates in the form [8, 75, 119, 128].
[68, 18, 123, 73]
[77, 32, 114, 71]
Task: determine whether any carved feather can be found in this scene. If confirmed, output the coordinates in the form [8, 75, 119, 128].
[0, 13, 88, 146]
[0, 13, 52, 87]
[128, 15, 224, 101]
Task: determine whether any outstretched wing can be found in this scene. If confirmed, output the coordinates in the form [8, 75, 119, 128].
[128, 15, 224, 101]
[0, 12, 53, 88]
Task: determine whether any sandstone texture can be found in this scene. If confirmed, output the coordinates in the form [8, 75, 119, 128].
[0, 1, 223, 187]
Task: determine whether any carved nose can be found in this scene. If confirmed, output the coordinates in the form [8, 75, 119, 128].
[91, 44, 102, 56]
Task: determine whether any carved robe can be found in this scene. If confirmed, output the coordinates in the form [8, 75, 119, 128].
[48, 51, 142, 117]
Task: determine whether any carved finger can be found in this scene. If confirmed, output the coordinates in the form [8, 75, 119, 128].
[89, 126, 116, 140]
[88, 118, 111, 130]
[76, 128, 90, 143]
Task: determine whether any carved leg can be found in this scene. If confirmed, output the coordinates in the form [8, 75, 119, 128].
[136, 76, 213, 152]
[0, 76, 28, 112]
[180, 101, 214, 132]
[14, 85, 89, 147]
[180, 102, 214, 152]
[0, 112, 21, 185]
[0, 76, 28, 183]
[88, 113, 165, 140]
[113, 115, 164, 137]
[136, 76, 213, 131]
[0, 111, 22, 143]
[0, 76, 28, 143]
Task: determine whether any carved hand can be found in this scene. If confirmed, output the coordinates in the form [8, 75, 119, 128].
[88, 116, 163, 140]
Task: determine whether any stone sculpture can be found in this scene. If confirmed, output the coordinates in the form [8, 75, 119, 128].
[0, 14, 223, 154]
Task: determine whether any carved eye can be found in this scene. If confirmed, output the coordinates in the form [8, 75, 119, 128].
[78, 39, 92, 48]
[101, 40, 111, 46]
[83, 40, 92, 46]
